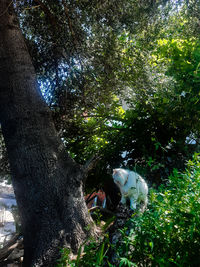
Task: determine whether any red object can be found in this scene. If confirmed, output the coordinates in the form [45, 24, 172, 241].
[85, 190, 106, 209]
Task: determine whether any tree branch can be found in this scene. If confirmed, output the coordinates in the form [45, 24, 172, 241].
[0, 234, 23, 261]
[83, 154, 102, 174]
[0, 1, 13, 18]
[61, 0, 77, 47]
[34, 0, 58, 28]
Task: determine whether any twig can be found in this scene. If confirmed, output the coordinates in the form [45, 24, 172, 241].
[23, 5, 41, 11]
[0, 1, 13, 18]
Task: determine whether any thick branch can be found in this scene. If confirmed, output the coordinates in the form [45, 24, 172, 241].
[83, 154, 101, 175]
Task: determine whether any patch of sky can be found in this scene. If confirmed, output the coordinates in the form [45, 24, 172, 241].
[186, 134, 197, 145]
[121, 151, 133, 166]
[39, 78, 53, 103]
[105, 120, 123, 127]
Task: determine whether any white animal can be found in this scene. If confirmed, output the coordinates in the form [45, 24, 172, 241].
[112, 168, 148, 211]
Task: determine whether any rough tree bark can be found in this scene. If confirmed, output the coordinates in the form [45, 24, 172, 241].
[0, 0, 95, 266]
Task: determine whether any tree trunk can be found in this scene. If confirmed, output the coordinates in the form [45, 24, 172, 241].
[0, 1, 95, 266]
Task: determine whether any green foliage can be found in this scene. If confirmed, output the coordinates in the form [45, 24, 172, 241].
[57, 235, 111, 267]
[116, 154, 200, 266]
[53, 2, 200, 189]
[58, 155, 200, 266]
[63, 95, 125, 164]
[57, 248, 73, 267]
[17, 0, 167, 120]
[9, 0, 200, 191]
[119, 258, 136, 267]
[9, 1, 200, 190]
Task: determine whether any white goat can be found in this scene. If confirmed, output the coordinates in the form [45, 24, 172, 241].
[112, 168, 148, 212]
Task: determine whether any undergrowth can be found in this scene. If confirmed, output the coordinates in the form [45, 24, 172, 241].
[57, 153, 200, 266]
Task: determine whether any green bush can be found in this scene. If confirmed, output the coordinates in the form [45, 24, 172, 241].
[57, 235, 111, 267]
[57, 154, 200, 266]
[117, 153, 200, 266]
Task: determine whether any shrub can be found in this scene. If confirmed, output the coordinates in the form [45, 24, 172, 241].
[117, 153, 200, 266]
[57, 235, 111, 267]
[57, 153, 200, 266]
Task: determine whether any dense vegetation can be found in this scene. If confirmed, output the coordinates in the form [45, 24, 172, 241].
[1, 1, 200, 186]
[58, 154, 200, 266]
[61, 0, 200, 188]
[0, 0, 200, 265]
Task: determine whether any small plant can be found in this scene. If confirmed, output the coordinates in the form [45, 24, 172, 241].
[57, 248, 74, 267]
[91, 208, 103, 226]
[56, 234, 111, 267]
